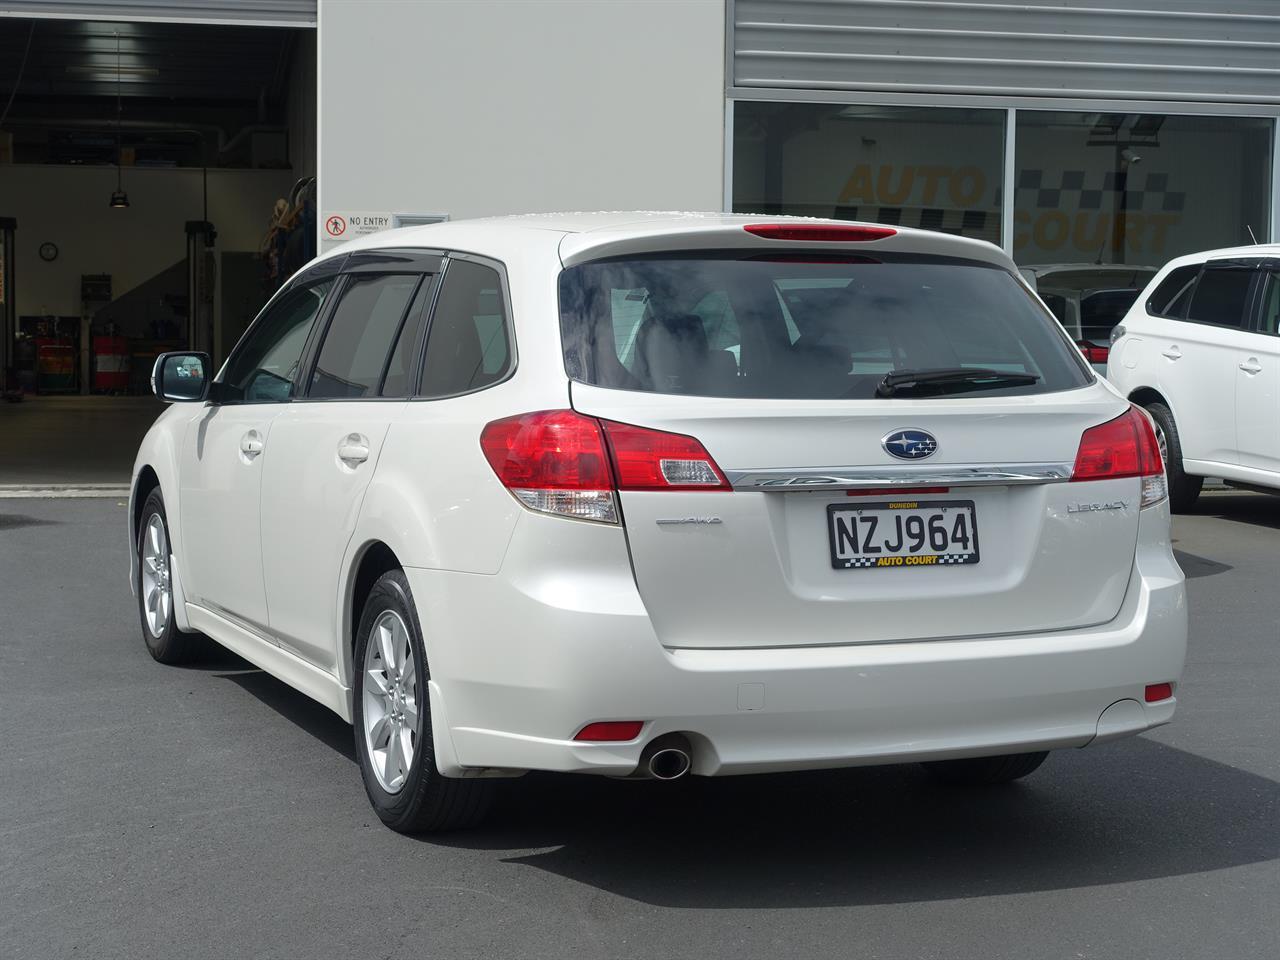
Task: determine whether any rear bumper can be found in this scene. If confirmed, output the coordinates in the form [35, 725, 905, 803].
[409, 508, 1186, 778]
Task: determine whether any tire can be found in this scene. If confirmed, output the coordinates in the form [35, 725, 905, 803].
[353, 570, 495, 833]
[1145, 402, 1202, 512]
[922, 751, 1049, 786]
[136, 488, 200, 664]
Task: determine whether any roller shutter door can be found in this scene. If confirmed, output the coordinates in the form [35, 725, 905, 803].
[732, 0, 1280, 105]
[1, 0, 315, 27]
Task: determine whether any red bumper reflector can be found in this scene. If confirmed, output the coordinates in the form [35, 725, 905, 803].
[1144, 682, 1173, 703]
[744, 223, 897, 242]
[573, 721, 644, 742]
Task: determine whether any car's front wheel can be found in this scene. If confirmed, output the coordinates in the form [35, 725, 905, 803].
[921, 751, 1049, 785]
[137, 488, 201, 664]
[353, 570, 495, 833]
[1145, 401, 1202, 512]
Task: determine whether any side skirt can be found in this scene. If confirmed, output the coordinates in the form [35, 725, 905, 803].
[185, 603, 353, 723]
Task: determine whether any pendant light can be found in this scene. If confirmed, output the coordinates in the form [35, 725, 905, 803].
[109, 30, 129, 209]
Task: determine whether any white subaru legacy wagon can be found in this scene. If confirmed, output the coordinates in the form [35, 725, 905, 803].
[131, 213, 1187, 832]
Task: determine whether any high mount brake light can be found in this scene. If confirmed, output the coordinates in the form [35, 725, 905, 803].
[1070, 405, 1167, 508]
[479, 411, 729, 523]
[743, 223, 897, 242]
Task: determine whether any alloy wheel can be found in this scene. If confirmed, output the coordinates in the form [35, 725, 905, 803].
[361, 610, 421, 793]
[140, 514, 172, 638]
[1154, 421, 1169, 466]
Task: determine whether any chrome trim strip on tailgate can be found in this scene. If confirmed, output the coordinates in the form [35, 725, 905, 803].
[727, 463, 1074, 491]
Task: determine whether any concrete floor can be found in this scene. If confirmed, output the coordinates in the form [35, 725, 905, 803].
[0, 492, 1277, 959]
[0, 395, 164, 487]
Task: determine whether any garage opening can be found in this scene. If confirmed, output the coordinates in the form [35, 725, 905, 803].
[0, 16, 316, 487]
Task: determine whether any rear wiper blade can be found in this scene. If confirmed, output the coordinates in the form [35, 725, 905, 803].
[876, 367, 1040, 398]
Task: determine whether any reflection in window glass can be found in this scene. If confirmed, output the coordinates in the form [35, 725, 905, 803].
[1014, 112, 1272, 270]
[220, 280, 334, 403]
[420, 261, 512, 397]
[1186, 269, 1251, 330]
[1261, 274, 1280, 336]
[733, 102, 1005, 247]
[1146, 264, 1200, 319]
[310, 274, 420, 399]
[560, 254, 1090, 400]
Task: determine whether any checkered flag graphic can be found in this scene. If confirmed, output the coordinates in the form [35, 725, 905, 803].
[832, 205, 996, 244]
[1016, 169, 1185, 213]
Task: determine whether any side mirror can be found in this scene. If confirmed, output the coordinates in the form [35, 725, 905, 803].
[152, 352, 212, 402]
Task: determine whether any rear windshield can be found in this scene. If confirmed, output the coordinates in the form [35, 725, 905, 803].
[1080, 289, 1141, 341]
[559, 253, 1092, 400]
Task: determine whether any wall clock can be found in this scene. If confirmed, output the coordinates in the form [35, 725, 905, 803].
[39, 242, 58, 262]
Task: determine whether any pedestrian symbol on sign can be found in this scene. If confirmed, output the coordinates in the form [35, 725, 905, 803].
[325, 215, 347, 238]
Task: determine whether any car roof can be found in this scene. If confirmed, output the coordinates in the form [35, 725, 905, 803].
[308, 211, 1014, 273]
[1026, 263, 1158, 276]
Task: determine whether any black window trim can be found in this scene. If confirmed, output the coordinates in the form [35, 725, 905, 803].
[209, 258, 347, 406]
[410, 249, 519, 402]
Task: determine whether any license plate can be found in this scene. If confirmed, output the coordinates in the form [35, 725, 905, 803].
[827, 499, 980, 570]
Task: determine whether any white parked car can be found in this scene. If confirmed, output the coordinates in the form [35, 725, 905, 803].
[1020, 264, 1158, 373]
[1107, 244, 1280, 510]
[131, 213, 1186, 833]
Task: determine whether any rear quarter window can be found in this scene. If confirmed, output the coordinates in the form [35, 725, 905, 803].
[1146, 264, 1200, 319]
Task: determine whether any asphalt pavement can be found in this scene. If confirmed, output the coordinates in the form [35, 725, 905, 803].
[1, 493, 1277, 959]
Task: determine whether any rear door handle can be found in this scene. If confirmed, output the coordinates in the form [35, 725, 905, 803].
[239, 430, 264, 459]
[1239, 357, 1263, 375]
[1161, 346, 1182, 361]
[338, 433, 370, 466]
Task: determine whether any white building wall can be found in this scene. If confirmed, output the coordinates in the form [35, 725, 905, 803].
[317, 0, 726, 251]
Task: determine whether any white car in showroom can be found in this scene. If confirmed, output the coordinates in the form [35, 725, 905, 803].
[1108, 244, 1280, 510]
[131, 213, 1186, 832]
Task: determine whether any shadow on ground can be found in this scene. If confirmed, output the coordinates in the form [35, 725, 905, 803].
[1189, 491, 1280, 530]
[1172, 548, 1232, 579]
[214, 663, 1280, 909]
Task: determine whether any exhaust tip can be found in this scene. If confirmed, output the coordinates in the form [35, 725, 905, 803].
[647, 747, 691, 781]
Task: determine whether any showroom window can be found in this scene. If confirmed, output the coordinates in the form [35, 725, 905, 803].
[1013, 112, 1272, 269]
[732, 103, 1006, 247]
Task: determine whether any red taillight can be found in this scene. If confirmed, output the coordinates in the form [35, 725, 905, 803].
[479, 410, 618, 523]
[574, 721, 644, 742]
[744, 223, 897, 243]
[1071, 405, 1164, 481]
[479, 410, 611, 490]
[480, 411, 729, 522]
[601, 420, 730, 491]
[1076, 340, 1110, 364]
[1145, 682, 1173, 703]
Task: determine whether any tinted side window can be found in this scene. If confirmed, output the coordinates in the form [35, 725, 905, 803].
[310, 274, 421, 399]
[1147, 265, 1199, 319]
[420, 260, 512, 397]
[1186, 268, 1252, 329]
[380, 278, 434, 398]
[1258, 272, 1280, 336]
[220, 280, 334, 403]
